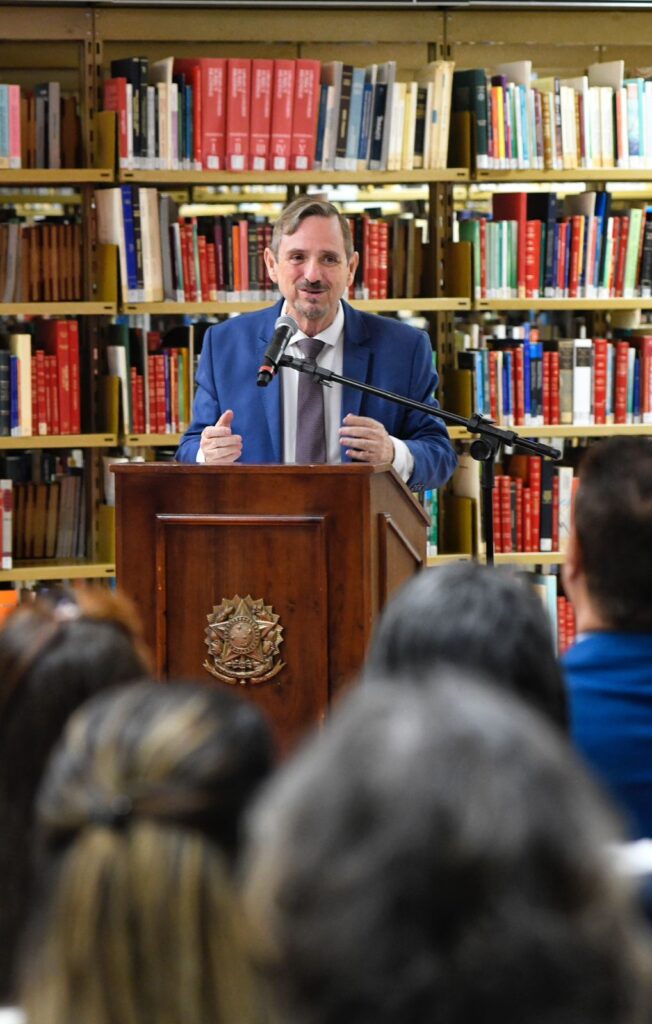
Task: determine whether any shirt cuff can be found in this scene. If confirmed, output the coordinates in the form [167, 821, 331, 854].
[390, 436, 414, 482]
[196, 446, 206, 463]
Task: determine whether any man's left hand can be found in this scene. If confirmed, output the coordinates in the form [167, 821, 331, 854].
[339, 413, 394, 465]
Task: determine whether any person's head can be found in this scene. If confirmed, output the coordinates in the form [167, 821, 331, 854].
[265, 196, 358, 337]
[21, 681, 271, 1024]
[563, 437, 652, 632]
[0, 586, 152, 1002]
[243, 675, 652, 1024]
[365, 562, 568, 728]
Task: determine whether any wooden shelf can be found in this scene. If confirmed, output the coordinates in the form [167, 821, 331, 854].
[192, 186, 431, 204]
[119, 169, 468, 185]
[448, 423, 652, 441]
[0, 433, 118, 449]
[475, 298, 652, 311]
[475, 169, 652, 183]
[0, 302, 117, 315]
[0, 560, 116, 582]
[122, 297, 470, 314]
[427, 552, 473, 566]
[427, 551, 565, 568]
[125, 433, 180, 447]
[0, 169, 113, 184]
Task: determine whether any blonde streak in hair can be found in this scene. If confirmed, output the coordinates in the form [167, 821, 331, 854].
[136, 699, 218, 782]
[203, 845, 260, 1024]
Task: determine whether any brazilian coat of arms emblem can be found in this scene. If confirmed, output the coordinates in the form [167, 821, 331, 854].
[203, 594, 285, 685]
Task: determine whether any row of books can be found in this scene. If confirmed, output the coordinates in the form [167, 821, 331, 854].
[447, 331, 652, 426]
[0, 450, 87, 563]
[96, 187, 430, 304]
[492, 455, 576, 555]
[458, 191, 652, 301]
[0, 218, 83, 303]
[101, 322, 204, 435]
[102, 55, 454, 172]
[525, 570, 576, 657]
[454, 58, 652, 172]
[0, 82, 80, 170]
[0, 321, 81, 437]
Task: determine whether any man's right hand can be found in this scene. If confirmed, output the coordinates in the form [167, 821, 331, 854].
[199, 409, 243, 464]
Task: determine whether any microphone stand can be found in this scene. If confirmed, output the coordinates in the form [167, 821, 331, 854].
[279, 353, 561, 565]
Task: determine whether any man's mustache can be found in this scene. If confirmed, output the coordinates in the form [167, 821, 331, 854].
[298, 281, 327, 293]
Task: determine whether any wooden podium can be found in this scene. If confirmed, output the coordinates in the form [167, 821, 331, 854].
[113, 463, 428, 751]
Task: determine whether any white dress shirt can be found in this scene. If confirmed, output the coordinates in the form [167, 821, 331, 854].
[198, 302, 414, 482]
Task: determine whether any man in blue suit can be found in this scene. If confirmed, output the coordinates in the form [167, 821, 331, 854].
[176, 196, 456, 491]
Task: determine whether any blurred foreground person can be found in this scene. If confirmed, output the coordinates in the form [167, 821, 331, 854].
[365, 562, 568, 729]
[243, 675, 652, 1024]
[0, 587, 152, 1003]
[21, 681, 272, 1024]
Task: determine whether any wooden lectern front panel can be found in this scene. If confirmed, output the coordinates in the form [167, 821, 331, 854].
[153, 512, 329, 752]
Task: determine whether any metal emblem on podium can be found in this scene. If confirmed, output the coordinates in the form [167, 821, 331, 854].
[203, 594, 285, 685]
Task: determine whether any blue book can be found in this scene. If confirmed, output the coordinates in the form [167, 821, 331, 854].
[503, 350, 513, 424]
[523, 340, 532, 420]
[518, 84, 529, 167]
[9, 355, 18, 436]
[0, 86, 9, 165]
[529, 341, 544, 424]
[551, 221, 561, 297]
[633, 355, 642, 421]
[345, 67, 365, 171]
[357, 79, 375, 165]
[120, 184, 139, 299]
[314, 83, 329, 166]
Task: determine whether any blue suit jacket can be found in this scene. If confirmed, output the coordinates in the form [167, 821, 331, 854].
[176, 300, 457, 490]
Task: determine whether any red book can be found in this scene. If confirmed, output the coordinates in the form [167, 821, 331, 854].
[250, 59, 273, 171]
[367, 219, 380, 300]
[147, 355, 158, 432]
[607, 215, 620, 296]
[513, 345, 525, 426]
[377, 220, 389, 299]
[528, 457, 542, 551]
[614, 214, 630, 297]
[492, 192, 527, 298]
[549, 350, 560, 424]
[130, 366, 139, 434]
[492, 481, 502, 553]
[593, 336, 608, 424]
[197, 234, 209, 301]
[206, 241, 218, 301]
[631, 335, 652, 423]
[514, 476, 524, 552]
[557, 596, 568, 655]
[135, 373, 145, 435]
[499, 474, 512, 553]
[568, 215, 583, 298]
[290, 59, 320, 170]
[238, 220, 249, 297]
[167, 349, 179, 432]
[270, 59, 295, 171]
[181, 220, 198, 302]
[226, 58, 250, 171]
[67, 319, 80, 433]
[38, 320, 71, 434]
[45, 354, 59, 435]
[155, 354, 167, 433]
[213, 221, 225, 296]
[556, 220, 568, 296]
[525, 219, 542, 298]
[34, 348, 47, 435]
[479, 217, 487, 297]
[523, 487, 533, 552]
[565, 600, 576, 649]
[102, 77, 130, 167]
[543, 350, 552, 424]
[614, 340, 630, 423]
[552, 472, 559, 551]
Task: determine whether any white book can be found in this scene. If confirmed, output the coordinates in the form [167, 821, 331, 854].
[401, 80, 417, 171]
[106, 345, 131, 433]
[387, 81, 405, 171]
[557, 465, 575, 554]
[0, 479, 12, 569]
[95, 187, 129, 305]
[9, 333, 32, 438]
[573, 337, 593, 425]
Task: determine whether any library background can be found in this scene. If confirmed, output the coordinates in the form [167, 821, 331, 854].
[1, 0, 651, 658]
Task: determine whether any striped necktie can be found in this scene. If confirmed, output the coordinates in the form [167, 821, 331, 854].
[295, 337, 326, 464]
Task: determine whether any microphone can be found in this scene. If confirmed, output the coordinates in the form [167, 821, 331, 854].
[257, 314, 299, 387]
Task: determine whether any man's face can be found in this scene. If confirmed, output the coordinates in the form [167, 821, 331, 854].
[264, 215, 359, 337]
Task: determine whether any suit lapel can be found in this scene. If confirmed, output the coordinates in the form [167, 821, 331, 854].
[341, 302, 370, 419]
[256, 302, 284, 461]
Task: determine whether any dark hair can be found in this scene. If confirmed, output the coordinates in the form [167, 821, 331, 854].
[574, 437, 652, 630]
[0, 587, 152, 1003]
[365, 562, 568, 729]
[243, 676, 652, 1024]
[271, 195, 354, 260]
[21, 681, 271, 1024]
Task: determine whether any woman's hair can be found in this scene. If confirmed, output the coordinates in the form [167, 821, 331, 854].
[21, 681, 271, 1024]
[243, 675, 652, 1024]
[0, 586, 152, 1002]
[365, 562, 568, 729]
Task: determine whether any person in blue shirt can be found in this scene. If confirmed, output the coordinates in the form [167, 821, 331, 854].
[563, 436, 652, 839]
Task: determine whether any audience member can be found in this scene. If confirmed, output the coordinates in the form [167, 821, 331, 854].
[21, 681, 271, 1024]
[563, 437, 652, 839]
[365, 561, 568, 728]
[243, 675, 652, 1024]
[0, 587, 152, 1003]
